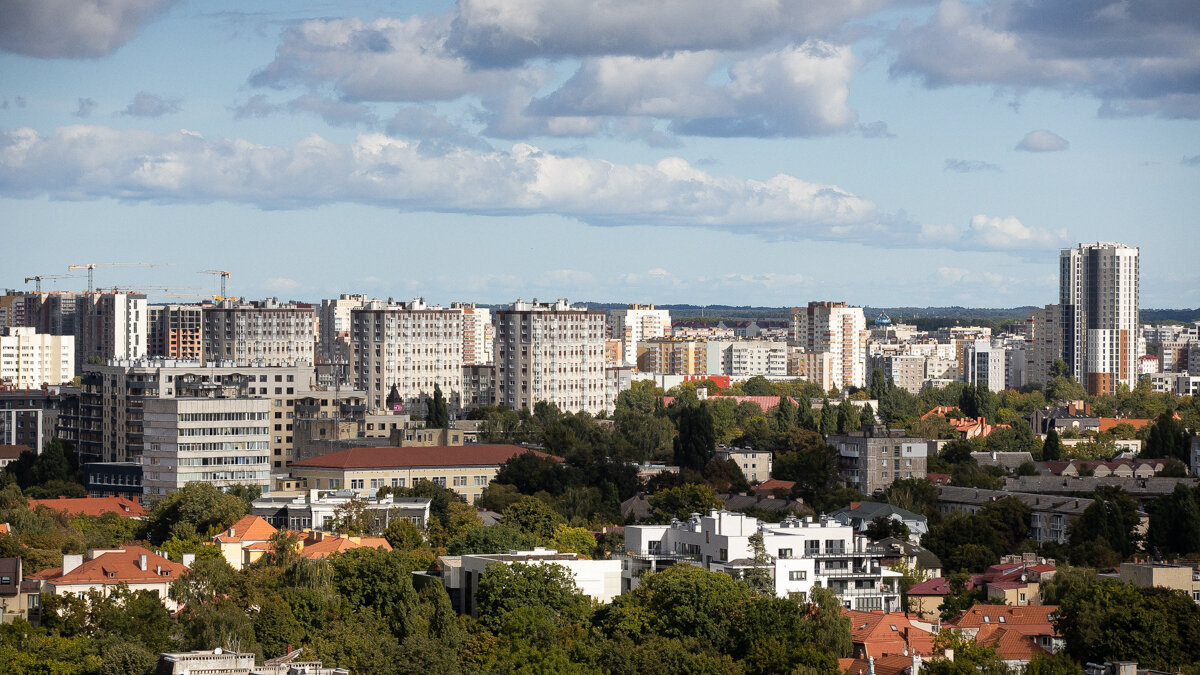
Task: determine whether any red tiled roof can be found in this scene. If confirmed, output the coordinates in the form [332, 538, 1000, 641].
[946, 604, 1059, 632]
[755, 479, 796, 493]
[841, 654, 918, 675]
[0, 523, 10, 535]
[976, 626, 1051, 661]
[907, 575, 983, 596]
[28, 496, 147, 518]
[0, 445, 30, 460]
[300, 534, 393, 559]
[213, 515, 277, 543]
[925, 473, 951, 486]
[36, 546, 186, 586]
[844, 609, 936, 658]
[1097, 417, 1152, 433]
[290, 444, 558, 470]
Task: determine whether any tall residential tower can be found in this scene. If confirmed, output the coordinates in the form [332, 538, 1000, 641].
[1060, 242, 1139, 395]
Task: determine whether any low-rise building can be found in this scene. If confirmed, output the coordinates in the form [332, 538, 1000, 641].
[212, 515, 279, 570]
[829, 502, 928, 541]
[27, 495, 146, 518]
[936, 486, 1092, 545]
[828, 426, 929, 496]
[0, 557, 41, 624]
[441, 548, 623, 617]
[1118, 562, 1200, 602]
[287, 444, 558, 504]
[251, 489, 431, 531]
[621, 510, 902, 611]
[154, 648, 348, 675]
[27, 546, 190, 611]
[715, 446, 772, 483]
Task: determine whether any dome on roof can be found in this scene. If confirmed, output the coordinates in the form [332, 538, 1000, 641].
[874, 312, 892, 326]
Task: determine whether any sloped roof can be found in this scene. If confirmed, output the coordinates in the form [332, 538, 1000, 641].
[213, 515, 277, 544]
[844, 609, 936, 658]
[33, 546, 185, 586]
[755, 479, 795, 494]
[290, 444, 557, 470]
[840, 654, 918, 675]
[300, 534, 393, 559]
[1097, 417, 1153, 433]
[907, 575, 982, 596]
[976, 626, 1051, 661]
[946, 604, 1059, 632]
[28, 496, 147, 518]
[0, 445, 30, 460]
[832, 502, 924, 524]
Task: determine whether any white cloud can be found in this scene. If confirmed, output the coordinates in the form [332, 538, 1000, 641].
[265, 277, 299, 291]
[0, 0, 175, 58]
[945, 158, 1001, 172]
[449, 0, 884, 65]
[121, 92, 182, 118]
[963, 214, 1068, 250]
[1016, 130, 1069, 152]
[937, 267, 970, 284]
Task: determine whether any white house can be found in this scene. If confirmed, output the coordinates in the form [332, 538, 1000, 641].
[440, 548, 623, 617]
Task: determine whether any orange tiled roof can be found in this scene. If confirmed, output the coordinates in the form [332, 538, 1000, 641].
[976, 626, 1051, 661]
[36, 546, 186, 586]
[921, 406, 960, 420]
[841, 654, 918, 675]
[0, 445, 30, 460]
[213, 515, 278, 543]
[947, 604, 1058, 632]
[1097, 417, 1153, 433]
[300, 534, 393, 559]
[844, 609, 936, 658]
[28, 496, 147, 518]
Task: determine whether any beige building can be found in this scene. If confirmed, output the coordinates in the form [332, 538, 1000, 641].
[608, 304, 671, 368]
[349, 298, 464, 414]
[1119, 562, 1200, 602]
[0, 327, 74, 388]
[318, 294, 367, 362]
[716, 446, 772, 483]
[789, 347, 839, 392]
[637, 338, 708, 375]
[28, 546, 190, 612]
[494, 299, 606, 413]
[288, 444, 557, 504]
[790, 302, 868, 390]
[203, 298, 316, 367]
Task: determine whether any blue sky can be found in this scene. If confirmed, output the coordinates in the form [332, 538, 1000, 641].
[1, 0, 1197, 308]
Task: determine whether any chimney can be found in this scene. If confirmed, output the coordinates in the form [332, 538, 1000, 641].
[138, 554, 147, 570]
[62, 554, 84, 575]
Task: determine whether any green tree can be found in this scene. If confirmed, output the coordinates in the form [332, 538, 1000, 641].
[1144, 411, 1192, 462]
[880, 477, 939, 518]
[648, 483, 723, 522]
[1069, 486, 1140, 559]
[254, 596, 304, 658]
[329, 547, 419, 639]
[743, 376, 774, 396]
[774, 396, 797, 432]
[819, 399, 837, 435]
[502, 497, 565, 540]
[702, 457, 750, 493]
[329, 496, 375, 536]
[426, 383, 450, 429]
[475, 562, 593, 629]
[145, 482, 247, 544]
[384, 519, 425, 552]
[548, 524, 596, 556]
[1042, 428, 1062, 461]
[858, 403, 876, 428]
[1146, 483, 1200, 556]
[674, 403, 717, 472]
[742, 532, 774, 595]
[836, 398, 860, 433]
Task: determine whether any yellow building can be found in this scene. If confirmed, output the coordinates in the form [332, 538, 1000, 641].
[636, 338, 708, 375]
[288, 444, 557, 504]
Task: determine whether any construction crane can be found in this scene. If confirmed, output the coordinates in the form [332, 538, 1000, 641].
[68, 262, 172, 292]
[199, 270, 231, 299]
[24, 274, 82, 292]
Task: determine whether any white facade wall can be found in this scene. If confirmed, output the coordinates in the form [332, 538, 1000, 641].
[607, 305, 671, 367]
[791, 303, 868, 390]
[0, 327, 74, 387]
[142, 397, 271, 500]
[453, 303, 494, 366]
[1060, 243, 1139, 395]
[75, 293, 147, 370]
[965, 339, 1006, 393]
[494, 299, 606, 414]
[203, 298, 316, 367]
[349, 299, 464, 414]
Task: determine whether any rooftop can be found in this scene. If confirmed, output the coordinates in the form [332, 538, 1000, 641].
[28, 495, 147, 518]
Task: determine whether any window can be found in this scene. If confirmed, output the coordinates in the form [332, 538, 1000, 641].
[788, 570, 807, 581]
[392, 478, 406, 488]
[777, 548, 793, 559]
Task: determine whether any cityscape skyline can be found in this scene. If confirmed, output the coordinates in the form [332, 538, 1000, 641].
[2, 1, 1198, 308]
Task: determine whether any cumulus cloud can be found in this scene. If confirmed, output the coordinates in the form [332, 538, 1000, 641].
[121, 91, 182, 117]
[621, 268, 685, 287]
[1016, 129, 1069, 152]
[963, 214, 1067, 250]
[231, 94, 279, 119]
[0, 124, 1062, 254]
[73, 97, 98, 118]
[0, 0, 175, 58]
[701, 272, 808, 290]
[449, 0, 886, 65]
[945, 158, 1001, 172]
[385, 105, 493, 151]
[890, 0, 1200, 118]
[249, 16, 519, 102]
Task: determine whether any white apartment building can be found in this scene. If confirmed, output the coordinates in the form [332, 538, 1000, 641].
[1060, 242, 1139, 395]
[318, 294, 367, 362]
[494, 299, 606, 414]
[74, 292, 147, 371]
[707, 340, 788, 378]
[142, 396, 272, 500]
[622, 511, 901, 610]
[607, 304, 671, 368]
[0, 327, 74, 388]
[443, 548, 624, 617]
[452, 303, 494, 366]
[203, 298, 316, 367]
[965, 339, 1006, 393]
[1150, 372, 1200, 396]
[349, 298, 464, 414]
[790, 302, 868, 390]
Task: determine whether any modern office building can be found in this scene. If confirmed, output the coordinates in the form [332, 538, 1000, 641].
[607, 304, 671, 368]
[1060, 242, 1139, 395]
[493, 299, 607, 413]
[203, 298, 316, 367]
[142, 397, 272, 500]
[0, 327, 74, 388]
[74, 292, 147, 371]
[147, 304, 204, 360]
[790, 302, 868, 390]
[348, 298, 464, 414]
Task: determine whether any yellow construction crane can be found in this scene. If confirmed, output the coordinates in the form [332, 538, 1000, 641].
[24, 274, 83, 292]
[199, 270, 231, 299]
[68, 262, 173, 292]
